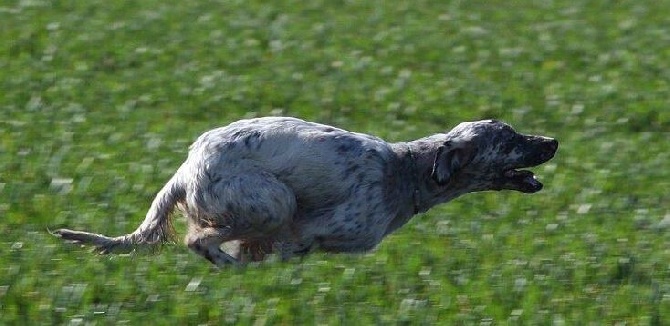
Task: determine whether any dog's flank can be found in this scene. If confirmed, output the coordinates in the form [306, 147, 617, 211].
[53, 117, 558, 266]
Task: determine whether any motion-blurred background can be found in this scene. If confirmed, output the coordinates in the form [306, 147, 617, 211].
[1, 0, 668, 324]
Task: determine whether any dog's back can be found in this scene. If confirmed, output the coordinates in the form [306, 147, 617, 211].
[187, 117, 394, 208]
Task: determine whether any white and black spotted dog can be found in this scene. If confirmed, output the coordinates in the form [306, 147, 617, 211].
[53, 117, 558, 266]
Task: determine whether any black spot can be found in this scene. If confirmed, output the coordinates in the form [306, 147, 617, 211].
[280, 167, 296, 178]
[220, 141, 237, 150]
[343, 164, 360, 178]
[499, 141, 518, 155]
[365, 194, 374, 203]
[371, 203, 382, 211]
[190, 243, 215, 263]
[243, 131, 262, 149]
[230, 130, 244, 139]
[210, 174, 222, 184]
[203, 250, 215, 264]
[337, 143, 353, 153]
[332, 225, 344, 234]
[364, 149, 377, 157]
[225, 203, 234, 212]
[356, 172, 366, 183]
[293, 244, 313, 255]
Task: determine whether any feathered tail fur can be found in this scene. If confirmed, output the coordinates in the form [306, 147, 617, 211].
[52, 173, 186, 254]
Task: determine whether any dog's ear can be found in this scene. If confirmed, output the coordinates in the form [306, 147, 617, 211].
[431, 140, 474, 186]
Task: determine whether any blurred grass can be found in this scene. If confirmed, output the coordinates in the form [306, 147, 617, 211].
[1, 0, 669, 324]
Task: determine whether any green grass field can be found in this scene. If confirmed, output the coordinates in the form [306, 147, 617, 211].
[2, 0, 669, 324]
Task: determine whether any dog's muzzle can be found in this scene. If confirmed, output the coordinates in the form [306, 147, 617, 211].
[503, 137, 558, 193]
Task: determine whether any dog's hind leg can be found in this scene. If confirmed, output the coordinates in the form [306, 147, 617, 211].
[185, 226, 240, 266]
[185, 168, 298, 266]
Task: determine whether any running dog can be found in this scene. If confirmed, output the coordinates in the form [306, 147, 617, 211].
[53, 117, 558, 266]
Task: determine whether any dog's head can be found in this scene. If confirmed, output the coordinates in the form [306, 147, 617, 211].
[431, 120, 558, 193]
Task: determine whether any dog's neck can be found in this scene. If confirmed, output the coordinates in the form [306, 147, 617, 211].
[405, 144, 422, 215]
[391, 140, 440, 215]
[396, 137, 474, 214]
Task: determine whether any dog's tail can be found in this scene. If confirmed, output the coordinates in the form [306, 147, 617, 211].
[52, 171, 186, 254]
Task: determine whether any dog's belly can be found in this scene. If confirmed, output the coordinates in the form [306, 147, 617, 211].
[316, 235, 381, 253]
[291, 198, 393, 254]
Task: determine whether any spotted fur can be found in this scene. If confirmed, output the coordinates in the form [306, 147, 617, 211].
[53, 117, 558, 266]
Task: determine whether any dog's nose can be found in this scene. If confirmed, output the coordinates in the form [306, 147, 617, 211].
[546, 138, 558, 153]
[540, 138, 558, 162]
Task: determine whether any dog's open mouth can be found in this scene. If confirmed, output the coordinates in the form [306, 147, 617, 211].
[501, 138, 558, 193]
[503, 169, 543, 193]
